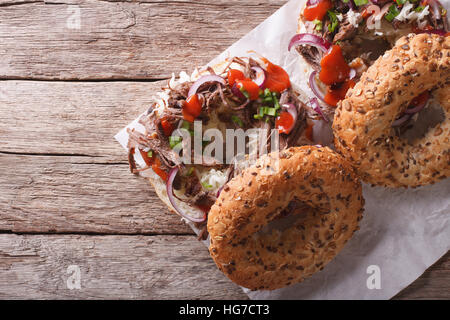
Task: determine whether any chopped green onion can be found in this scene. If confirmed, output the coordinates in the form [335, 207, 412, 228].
[385, 4, 400, 22]
[261, 106, 268, 114]
[313, 19, 323, 31]
[259, 107, 265, 117]
[414, 5, 425, 12]
[147, 150, 153, 158]
[353, 0, 368, 6]
[181, 121, 190, 130]
[239, 86, 250, 99]
[254, 107, 265, 120]
[327, 10, 339, 33]
[201, 181, 213, 190]
[254, 91, 281, 120]
[272, 93, 281, 110]
[169, 136, 182, 149]
[185, 167, 194, 176]
[266, 107, 277, 116]
[261, 89, 273, 102]
[231, 115, 244, 127]
[254, 106, 278, 120]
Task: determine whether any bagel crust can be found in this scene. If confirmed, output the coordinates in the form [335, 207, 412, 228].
[207, 146, 364, 290]
[333, 33, 450, 188]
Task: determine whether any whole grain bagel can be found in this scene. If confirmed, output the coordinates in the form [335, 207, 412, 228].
[333, 33, 450, 188]
[207, 146, 364, 290]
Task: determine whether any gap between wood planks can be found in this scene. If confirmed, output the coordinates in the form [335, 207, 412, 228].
[0, 230, 195, 236]
[0, 77, 170, 82]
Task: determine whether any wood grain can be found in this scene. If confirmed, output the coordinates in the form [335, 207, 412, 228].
[0, 0, 285, 80]
[0, 80, 156, 159]
[0, 153, 192, 234]
[394, 252, 450, 300]
[0, 80, 195, 234]
[0, 234, 247, 299]
[0, 233, 447, 299]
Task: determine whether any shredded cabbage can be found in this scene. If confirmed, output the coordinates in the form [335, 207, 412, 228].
[199, 169, 227, 192]
[347, 9, 362, 28]
[394, 2, 430, 28]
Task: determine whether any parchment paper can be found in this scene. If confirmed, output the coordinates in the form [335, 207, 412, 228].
[115, 0, 450, 299]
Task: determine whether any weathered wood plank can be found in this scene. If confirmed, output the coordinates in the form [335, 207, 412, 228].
[0, 81, 193, 234]
[0, 80, 157, 159]
[0, 153, 192, 234]
[0, 0, 286, 80]
[0, 234, 447, 299]
[0, 234, 247, 299]
[394, 252, 450, 300]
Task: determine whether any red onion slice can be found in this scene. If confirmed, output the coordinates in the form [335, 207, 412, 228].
[188, 75, 226, 98]
[282, 103, 298, 125]
[251, 66, 266, 89]
[417, 29, 447, 36]
[288, 33, 332, 53]
[405, 99, 428, 115]
[166, 167, 206, 223]
[369, 0, 389, 5]
[216, 185, 224, 198]
[310, 97, 329, 123]
[309, 71, 327, 103]
[392, 114, 411, 127]
[231, 82, 246, 99]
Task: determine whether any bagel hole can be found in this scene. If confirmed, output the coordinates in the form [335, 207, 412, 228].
[257, 199, 316, 236]
[393, 96, 445, 143]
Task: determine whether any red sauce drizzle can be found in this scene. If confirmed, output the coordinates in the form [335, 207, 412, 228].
[262, 59, 291, 93]
[182, 94, 203, 122]
[227, 69, 245, 86]
[303, 0, 333, 21]
[275, 111, 295, 134]
[236, 79, 261, 100]
[139, 149, 168, 181]
[319, 45, 350, 85]
[324, 79, 355, 107]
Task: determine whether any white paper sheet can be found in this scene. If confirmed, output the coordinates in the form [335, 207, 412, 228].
[115, 0, 450, 299]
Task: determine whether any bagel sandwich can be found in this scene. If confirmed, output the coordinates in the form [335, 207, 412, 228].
[125, 55, 332, 236]
[289, 0, 449, 117]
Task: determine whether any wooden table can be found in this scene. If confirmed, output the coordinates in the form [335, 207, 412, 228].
[0, 0, 448, 300]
